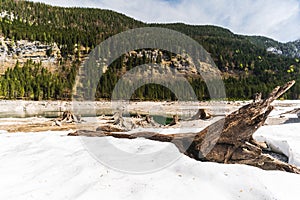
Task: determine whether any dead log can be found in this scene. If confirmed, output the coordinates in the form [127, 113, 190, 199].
[69, 80, 300, 174]
[98, 115, 114, 120]
[280, 108, 300, 115]
[96, 125, 125, 132]
[52, 119, 62, 126]
[131, 115, 160, 129]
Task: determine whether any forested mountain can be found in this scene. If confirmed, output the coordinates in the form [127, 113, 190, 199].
[247, 36, 300, 58]
[0, 0, 300, 100]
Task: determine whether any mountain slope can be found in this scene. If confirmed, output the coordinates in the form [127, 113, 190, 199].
[247, 36, 300, 58]
[0, 0, 300, 100]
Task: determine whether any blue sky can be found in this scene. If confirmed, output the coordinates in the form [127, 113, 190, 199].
[30, 0, 300, 42]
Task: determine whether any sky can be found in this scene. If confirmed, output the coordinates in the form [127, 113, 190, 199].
[30, 0, 300, 42]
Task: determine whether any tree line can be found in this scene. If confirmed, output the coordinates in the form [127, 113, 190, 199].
[0, 0, 300, 100]
[0, 60, 77, 100]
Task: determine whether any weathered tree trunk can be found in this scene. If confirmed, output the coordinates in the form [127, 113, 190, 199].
[69, 81, 300, 174]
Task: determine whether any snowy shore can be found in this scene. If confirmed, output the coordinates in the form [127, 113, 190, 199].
[0, 100, 300, 199]
[0, 127, 300, 200]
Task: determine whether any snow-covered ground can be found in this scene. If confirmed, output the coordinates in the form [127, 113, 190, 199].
[1, 100, 300, 200]
[254, 123, 300, 167]
[0, 125, 300, 200]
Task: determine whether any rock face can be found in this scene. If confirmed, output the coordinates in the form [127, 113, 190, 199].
[0, 36, 60, 73]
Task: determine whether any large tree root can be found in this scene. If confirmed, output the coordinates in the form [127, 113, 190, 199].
[69, 80, 300, 174]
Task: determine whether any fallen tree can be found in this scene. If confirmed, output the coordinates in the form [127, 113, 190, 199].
[69, 80, 300, 174]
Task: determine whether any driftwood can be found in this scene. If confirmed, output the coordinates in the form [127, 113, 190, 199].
[133, 115, 159, 128]
[69, 81, 300, 174]
[96, 125, 125, 132]
[97, 112, 128, 132]
[280, 108, 300, 118]
[98, 113, 161, 130]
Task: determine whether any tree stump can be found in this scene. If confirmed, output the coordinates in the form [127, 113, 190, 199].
[191, 109, 212, 120]
[168, 115, 180, 126]
[61, 111, 80, 123]
[97, 112, 128, 132]
[112, 112, 126, 128]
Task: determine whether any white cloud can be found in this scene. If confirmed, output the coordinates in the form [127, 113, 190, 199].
[30, 0, 300, 42]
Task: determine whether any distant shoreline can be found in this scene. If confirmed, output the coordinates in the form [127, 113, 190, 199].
[0, 100, 240, 118]
[0, 99, 299, 118]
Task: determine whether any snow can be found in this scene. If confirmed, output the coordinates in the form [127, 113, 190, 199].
[1, 128, 300, 200]
[254, 123, 300, 167]
[267, 47, 283, 55]
[0, 100, 300, 199]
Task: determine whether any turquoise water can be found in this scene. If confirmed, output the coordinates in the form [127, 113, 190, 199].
[152, 115, 173, 125]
